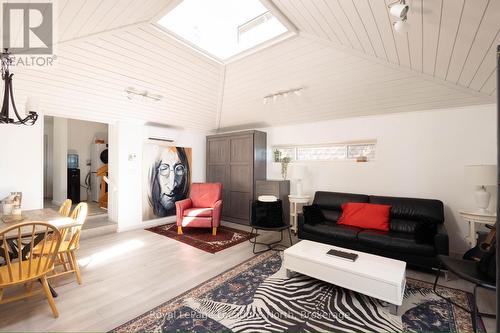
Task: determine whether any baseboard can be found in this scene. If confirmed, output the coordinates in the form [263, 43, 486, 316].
[117, 216, 176, 233]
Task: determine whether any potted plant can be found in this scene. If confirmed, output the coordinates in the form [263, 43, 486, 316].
[273, 149, 282, 163]
[281, 156, 291, 180]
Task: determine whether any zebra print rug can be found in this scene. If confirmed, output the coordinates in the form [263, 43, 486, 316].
[112, 251, 483, 332]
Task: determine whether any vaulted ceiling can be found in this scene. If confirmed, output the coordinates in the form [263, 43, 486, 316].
[11, 0, 499, 131]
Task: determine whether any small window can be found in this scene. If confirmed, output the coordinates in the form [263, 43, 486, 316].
[272, 147, 294, 162]
[347, 144, 376, 160]
[272, 141, 376, 162]
[297, 146, 346, 161]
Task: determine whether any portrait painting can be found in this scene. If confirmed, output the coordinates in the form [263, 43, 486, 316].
[143, 144, 192, 221]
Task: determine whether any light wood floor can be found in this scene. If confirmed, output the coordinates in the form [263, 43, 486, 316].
[0, 222, 496, 332]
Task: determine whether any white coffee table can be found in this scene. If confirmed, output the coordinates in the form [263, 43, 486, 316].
[283, 240, 406, 314]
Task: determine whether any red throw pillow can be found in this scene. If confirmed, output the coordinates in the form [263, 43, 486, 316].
[338, 203, 391, 231]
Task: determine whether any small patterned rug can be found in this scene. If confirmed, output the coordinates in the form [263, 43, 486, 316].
[146, 223, 255, 254]
[112, 252, 484, 332]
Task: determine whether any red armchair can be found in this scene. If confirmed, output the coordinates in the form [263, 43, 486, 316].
[176, 183, 223, 236]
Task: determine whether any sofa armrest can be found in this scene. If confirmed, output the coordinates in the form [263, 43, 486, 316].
[212, 199, 223, 227]
[298, 212, 305, 227]
[434, 223, 449, 255]
[175, 198, 192, 226]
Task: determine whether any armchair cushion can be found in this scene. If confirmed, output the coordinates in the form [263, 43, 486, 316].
[183, 208, 213, 218]
[190, 183, 223, 208]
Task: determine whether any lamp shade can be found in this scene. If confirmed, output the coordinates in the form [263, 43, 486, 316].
[465, 165, 497, 186]
[292, 164, 307, 180]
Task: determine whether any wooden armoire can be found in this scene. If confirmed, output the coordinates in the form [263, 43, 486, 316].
[206, 130, 267, 225]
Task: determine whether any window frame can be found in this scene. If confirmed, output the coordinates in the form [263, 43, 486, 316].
[152, 0, 297, 64]
[272, 141, 377, 163]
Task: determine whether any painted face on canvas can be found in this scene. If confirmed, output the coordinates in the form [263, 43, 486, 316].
[157, 148, 186, 201]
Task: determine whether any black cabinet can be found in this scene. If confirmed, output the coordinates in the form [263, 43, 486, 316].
[67, 168, 80, 203]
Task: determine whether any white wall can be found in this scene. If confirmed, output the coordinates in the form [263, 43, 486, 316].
[0, 122, 43, 210]
[264, 104, 497, 254]
[43, 117, 54, 198]
[67, 119, 108, 201]
[52, 118, 68, 205]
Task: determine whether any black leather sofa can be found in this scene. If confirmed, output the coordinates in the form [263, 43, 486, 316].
[298, 191, 449, 269]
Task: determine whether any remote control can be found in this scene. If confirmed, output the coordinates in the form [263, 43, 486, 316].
[326, 249, 358, 262]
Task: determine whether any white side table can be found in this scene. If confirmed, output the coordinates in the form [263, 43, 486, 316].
[459, 210, 496, 247]
[289, 195, 310, 233]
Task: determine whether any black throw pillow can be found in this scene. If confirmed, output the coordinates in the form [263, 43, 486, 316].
[303, 205, 325, 225]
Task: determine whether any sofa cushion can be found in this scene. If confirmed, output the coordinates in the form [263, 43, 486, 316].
[302, 223, 362, 243]
[388, 218, 420, 234]
[357, 229, 435, 257]
[321, 210, 341, 223]
[313, 191, 369, 210]
[369, 195, 444, 223]
[303, 205, 325, 225]
[338, 203, 391, 231]
[183, 208, 213, 218]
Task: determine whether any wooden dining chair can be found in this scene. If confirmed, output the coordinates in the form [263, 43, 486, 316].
[34, 202, 88, 285]
[0, 221, 62, 318]
[58, 199, 72, 217]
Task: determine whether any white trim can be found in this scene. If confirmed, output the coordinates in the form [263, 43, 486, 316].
[223, 31, 296, 64]
[273, 140, 378, 148]
[117, 216, 176, 233]
[260, 0, 298, 33]
[150, 23, 224, 64]
[216, 66, 227, 130]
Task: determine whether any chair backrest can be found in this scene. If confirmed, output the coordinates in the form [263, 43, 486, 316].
[63, 202, 88, 250]
[70, 202, 88, 225]
[58, 199, 72, 217]
[190, 183, 223, 208]
[0, 222, 62, 286]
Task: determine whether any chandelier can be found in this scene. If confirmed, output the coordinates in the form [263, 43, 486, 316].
[0, 49, 38, 125]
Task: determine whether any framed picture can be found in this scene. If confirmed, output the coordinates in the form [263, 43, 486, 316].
[142, 144, 192, 221]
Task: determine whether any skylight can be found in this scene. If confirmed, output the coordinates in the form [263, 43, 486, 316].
[157, 0, 291, 61]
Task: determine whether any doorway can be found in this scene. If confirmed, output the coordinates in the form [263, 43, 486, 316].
[43, 116, 110, 218]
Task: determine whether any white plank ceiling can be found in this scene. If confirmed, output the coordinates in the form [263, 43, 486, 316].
[7, 0, 499, 131]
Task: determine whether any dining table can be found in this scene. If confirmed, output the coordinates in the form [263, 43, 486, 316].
[0, 207, 79, 297]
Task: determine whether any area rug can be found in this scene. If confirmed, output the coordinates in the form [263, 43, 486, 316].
[146, 223, 255, 254]
[112, 251, 483, 332]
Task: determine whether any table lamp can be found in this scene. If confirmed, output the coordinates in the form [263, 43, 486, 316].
[465, 165, 497, 214]
[292, 164, 308, 196]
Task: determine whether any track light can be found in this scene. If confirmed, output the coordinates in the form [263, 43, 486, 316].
[124, 87, 163, 102]
[262, 87, 305, 104]
[393, 20, 410, 34]
[388, 0, 409, 34]
[389, 2, 409, 19]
